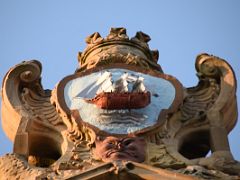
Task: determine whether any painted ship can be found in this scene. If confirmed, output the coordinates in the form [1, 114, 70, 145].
[85, 72, 151, 109]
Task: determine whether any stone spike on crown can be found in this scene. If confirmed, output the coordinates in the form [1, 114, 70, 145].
[77, 27, 162, 73]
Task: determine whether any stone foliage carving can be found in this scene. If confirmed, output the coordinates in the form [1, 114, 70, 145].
[0, 28, 239, 179]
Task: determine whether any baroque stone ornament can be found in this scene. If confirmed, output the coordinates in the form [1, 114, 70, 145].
[0, 27, 239, 180]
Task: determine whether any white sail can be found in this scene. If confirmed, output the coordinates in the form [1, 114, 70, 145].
[96, 71, 111, 85]
[101, 78, 114, 93]
[132, 76, 146, 92]
[113, 72, 129, 92]
[96, 71, 114, 94]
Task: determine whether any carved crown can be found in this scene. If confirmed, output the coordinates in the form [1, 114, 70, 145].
[77, 27, 163, 72]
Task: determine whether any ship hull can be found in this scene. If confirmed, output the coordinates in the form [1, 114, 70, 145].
[85, 91, 151, 109]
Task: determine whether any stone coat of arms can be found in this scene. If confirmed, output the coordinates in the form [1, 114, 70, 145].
[0, 28, 239, 179]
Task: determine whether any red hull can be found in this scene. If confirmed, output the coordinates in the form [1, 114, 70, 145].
[85, 91, 151, 109]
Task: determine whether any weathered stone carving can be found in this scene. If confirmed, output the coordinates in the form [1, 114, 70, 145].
[0, 27, 239, 179]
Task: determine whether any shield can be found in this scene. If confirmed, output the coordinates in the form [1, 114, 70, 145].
[56, 64, 183, 136]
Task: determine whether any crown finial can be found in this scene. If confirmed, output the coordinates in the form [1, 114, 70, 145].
[107, 27, 129, 40]
[85, 32, 103, 44]
[134, 31, 151, 43]
[78, 28, 162, 72]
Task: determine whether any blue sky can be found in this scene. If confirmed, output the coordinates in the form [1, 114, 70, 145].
[0, 1, 240, 160]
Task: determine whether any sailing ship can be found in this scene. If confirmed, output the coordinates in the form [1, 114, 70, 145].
[85, 72, 151, 109]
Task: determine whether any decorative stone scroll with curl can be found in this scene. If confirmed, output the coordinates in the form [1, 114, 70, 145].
[0, 28, 239, 180]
